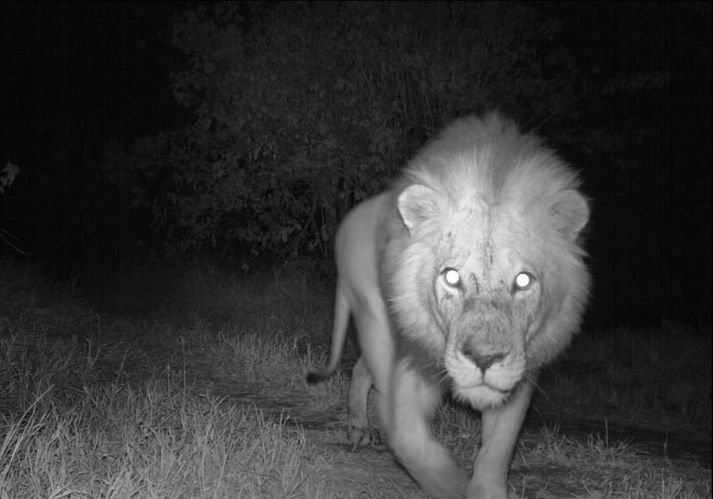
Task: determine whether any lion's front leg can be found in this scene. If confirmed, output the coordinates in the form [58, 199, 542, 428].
[389, 359, 468, 498]
[467, 378, 535, 499]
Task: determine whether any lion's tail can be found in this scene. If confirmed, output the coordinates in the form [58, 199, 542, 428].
[306, 278, 350, 384]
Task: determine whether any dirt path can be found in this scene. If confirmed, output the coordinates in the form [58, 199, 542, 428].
[195, 372, 709, 498]
[173, 341, 710, 497]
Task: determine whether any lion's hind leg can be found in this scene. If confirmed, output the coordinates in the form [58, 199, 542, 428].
[347, 356, 376, 448]
[348, 300, 392, 450]
[389, 359, 468, 498]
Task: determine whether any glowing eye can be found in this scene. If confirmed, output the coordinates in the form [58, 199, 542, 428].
[443, 268, 460, 287]
[513, 272, 533, 291]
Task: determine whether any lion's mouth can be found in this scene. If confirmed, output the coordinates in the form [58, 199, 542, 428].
[487, 385, 511, 395]
[464, 378, 513, 396]
[454, 376, 512, 395]
[451, 380, 513, 408]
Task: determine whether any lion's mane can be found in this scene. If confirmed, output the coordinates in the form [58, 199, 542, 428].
[382, 113, 590, 392]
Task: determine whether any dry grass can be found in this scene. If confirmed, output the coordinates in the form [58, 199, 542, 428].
[0, 259, 709, 497]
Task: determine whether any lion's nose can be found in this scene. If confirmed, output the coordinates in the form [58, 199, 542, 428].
[461, 345, 506, 372]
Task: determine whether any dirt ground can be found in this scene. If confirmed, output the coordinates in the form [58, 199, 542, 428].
[185, 347, 711, 498]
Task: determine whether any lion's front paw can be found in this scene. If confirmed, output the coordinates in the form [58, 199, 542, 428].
[347, 425, 383, 450]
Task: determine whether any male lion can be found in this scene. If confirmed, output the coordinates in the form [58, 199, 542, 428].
[307, 113, 590, 498]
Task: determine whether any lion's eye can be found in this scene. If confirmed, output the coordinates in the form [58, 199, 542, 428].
[513, 272, 534, 292]
[443, 268, 461, 287]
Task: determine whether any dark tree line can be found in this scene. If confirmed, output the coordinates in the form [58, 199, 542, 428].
[108, 2, 665, 262]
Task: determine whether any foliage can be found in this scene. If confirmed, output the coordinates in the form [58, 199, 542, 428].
[112, 2, 662, 260]
[0, 162, 27, 255]
[0, 162, 19, 195]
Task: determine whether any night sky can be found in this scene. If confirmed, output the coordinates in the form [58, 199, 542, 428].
[1, 2, 710, 330]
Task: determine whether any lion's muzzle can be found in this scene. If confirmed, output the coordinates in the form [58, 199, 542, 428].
[444, 299, 528, 406]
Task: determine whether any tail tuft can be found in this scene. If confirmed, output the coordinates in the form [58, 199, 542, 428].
[305, 370, 333, 384]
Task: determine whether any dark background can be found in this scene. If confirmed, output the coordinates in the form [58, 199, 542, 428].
[1, 1, 710, 330]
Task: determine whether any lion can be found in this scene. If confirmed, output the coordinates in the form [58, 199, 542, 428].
[307, 113, 590, 498]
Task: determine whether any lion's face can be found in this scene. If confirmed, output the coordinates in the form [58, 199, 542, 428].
[392, 180, 586, 409]
[421, 204, 542, 407]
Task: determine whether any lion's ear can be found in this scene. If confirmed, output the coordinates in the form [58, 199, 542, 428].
[551, 189, 589, 241]
[398, 184, 439, 234]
